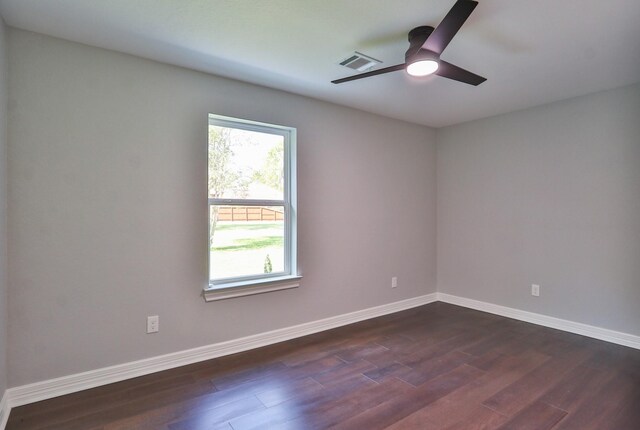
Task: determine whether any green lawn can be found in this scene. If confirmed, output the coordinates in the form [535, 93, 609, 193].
[212, 235, 283, 252]
[214, 222, 280, 232]
[210, 221, 285, 279]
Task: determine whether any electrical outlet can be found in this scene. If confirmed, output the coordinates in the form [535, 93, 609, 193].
[531, 284, 540, 297]
[147, 315, 159, 333]
[391, 277, 398, 288]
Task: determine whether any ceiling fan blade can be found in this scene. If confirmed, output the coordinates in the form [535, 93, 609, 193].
[423, 0, 478, 55]
[332, 63, 406, 84]
[436, 60, 486, 85]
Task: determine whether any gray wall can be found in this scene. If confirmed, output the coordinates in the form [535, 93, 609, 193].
[6, 29, 437, 387]
[0, 18, 7, 398]
[437, 83, 640, 336]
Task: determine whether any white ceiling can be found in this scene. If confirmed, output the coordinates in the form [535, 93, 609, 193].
[1, 0, 639, 127]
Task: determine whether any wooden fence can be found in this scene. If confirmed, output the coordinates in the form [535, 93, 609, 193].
[218, 206, 284, 222]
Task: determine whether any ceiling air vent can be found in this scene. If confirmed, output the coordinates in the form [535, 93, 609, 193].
[339, 52, 382, 72]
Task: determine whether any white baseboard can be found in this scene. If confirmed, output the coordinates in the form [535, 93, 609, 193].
[437, 293, 640, 350]
[0, 391, 8, 430]
[4, 293, 438, 412]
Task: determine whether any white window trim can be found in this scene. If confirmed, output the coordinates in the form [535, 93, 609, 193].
[206, 114, 298, 298]
[203, 275, 302, 301]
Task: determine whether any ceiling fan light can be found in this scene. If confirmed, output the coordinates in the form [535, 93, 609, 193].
[406, 59, 439, 77]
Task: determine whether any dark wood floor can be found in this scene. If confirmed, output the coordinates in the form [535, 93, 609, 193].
[7, 302, 640, 429]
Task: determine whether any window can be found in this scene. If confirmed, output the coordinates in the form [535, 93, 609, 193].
[205, 114, 299, 301]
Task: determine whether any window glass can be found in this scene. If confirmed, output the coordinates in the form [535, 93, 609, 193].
[209, 205, 285, 280]
[208, 126, 284, 200]
[208, 114, 295, 287]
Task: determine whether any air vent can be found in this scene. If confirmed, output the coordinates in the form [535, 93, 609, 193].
[339, 52, 382, 72]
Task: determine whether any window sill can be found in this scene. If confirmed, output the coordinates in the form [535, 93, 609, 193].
[203, 275, 302, 302]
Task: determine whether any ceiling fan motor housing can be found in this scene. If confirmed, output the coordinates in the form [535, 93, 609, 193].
[408, 26, 434, 42]
[406, 26, 436, 62]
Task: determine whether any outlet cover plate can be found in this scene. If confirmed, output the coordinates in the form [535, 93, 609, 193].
[147, 315, 159, 333]
[531, 284, 540, 297]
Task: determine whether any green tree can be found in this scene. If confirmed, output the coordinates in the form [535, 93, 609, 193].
[208, 126, 248, 244]
[253, 141, 284, 192]
[263, 254, 273, 273]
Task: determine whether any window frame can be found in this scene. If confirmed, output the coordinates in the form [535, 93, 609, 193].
[205, 114, 299, 300]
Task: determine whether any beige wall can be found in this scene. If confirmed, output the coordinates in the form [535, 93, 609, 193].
[437, 83, 640, 336]
[0, 17, 7, 397]
[6, 29, 437, 387]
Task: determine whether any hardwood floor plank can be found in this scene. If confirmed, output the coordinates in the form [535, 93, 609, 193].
[330, 364, 484, 430]
[254, 377, 325, 408]
[8, 379, 216, 430]
[211, 362, 290, 390]
[440, 405, 508, 430]
[460, 331, 520, 357]
[8, 372, 205, 423]
[552, 371, 639, 430]
[538, 363, 612, 412]
[481, 346, 592, 417]
[267, 377, 415, 429]
[228, 375, 377, 430]
[606, 386, 640, 430]
[495, 401, 567, 430]
[362, 362, 413, 382]
[398, 331, 484, 370]
[334, 342, 390, 363]
[104, 374, 325, 430]
[210, 355, 345, 395]
[311, 359, 377, 387]
[397, 349, 474, 387]
[167, 396, 265, 430]
[386, 350, 548, 430]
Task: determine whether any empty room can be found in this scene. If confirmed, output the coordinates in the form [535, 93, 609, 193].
[0, 0, 639, 429]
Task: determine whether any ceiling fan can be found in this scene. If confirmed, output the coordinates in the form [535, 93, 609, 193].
[332, 0, 486, 86]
